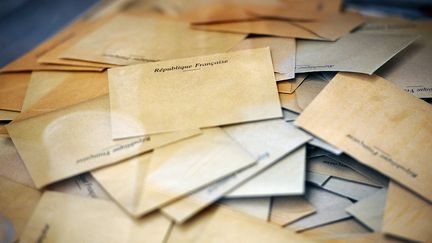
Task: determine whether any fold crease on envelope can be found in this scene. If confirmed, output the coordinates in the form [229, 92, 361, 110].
[61, 15, 246, 65]
[108, 48, 281, 138]
[19, 191, 172, 243]
[0, 73, 31, 111]
[295, 73, 432, 202]
[270, 196, 316, 226]
[160, 119, 311, 223]
[6, 95, 200, 188]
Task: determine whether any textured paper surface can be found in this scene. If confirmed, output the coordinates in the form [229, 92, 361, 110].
[19, 192, 171, 243]
[296, 73, 432, 202]
[6, 96, 200, 188]
[0, 73, 31, 111]
[109, 48, 281, 138]
[62, 15, 246, 65]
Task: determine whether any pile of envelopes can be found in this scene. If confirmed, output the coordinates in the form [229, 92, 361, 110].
[0, 0, 431, 242]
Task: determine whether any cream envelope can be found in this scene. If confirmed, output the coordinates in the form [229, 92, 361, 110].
[295, 73, 432, 202]
[0, 110, 19, 121]
[47, 173, 110, 200]
[382, 181, 432, 242]
[6, 95, 200, 188]
[16, 71, 108, 122]
[0, 72, 31, 111]
[226, 146, 306, 197]
[19, 191, 171, 243]
[286, 185, 353, 232]
[270, 196, 316, 226]
[296, 33, 417, 74]
[346, 188, 387, 231]
[230, 37, 296, 77]
[193, 13, 364, 41]
[160, 119, 311, 223]
[61, 15, 246, 65]
[0, 137, 35, 188]
[108, 48, 281, 138]
[219, 197, 271, 221]
[195, 206, 313, 243]
[93, 128, 255, 217]
[299, 218, 370, 239]
[0, 176, 41, 242]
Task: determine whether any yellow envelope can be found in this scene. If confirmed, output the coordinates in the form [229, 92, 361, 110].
[108, 48, 281, 138]
[0, 176, 41, 242]
[93, 128, 255, 217]
[0, 72, 31, 111]
[270, 196, 316, 226]
[61, 15, 246, 65]
[19, 191, 171, 243]
[382, 181, 432, 242]
[230, 37, 295, 77]
[6, 95, 200, 188]
[295, 73, 432, 202]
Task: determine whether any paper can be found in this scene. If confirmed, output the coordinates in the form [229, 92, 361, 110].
[94, 128, 255, 217]
[295, 73, 432, 202]
[295, 74, 329, 110]
[322, 177, 381, 201]
[6, 95, 200, 188]
[220, 197, 271, 220]
[0, 110, 19, 121]
[346, 188, 387, 231]
[270, 197, 316, 226]
[226, 146, 306, 197]
[286, 185, 353, 231]
[279, 92, 302, 113]
[296, 33, 417, 74]
[108, 48, 281, 138]
[382, 181, 432, 242]
[0, 176, 41, 242]
[47, 173, 110, 200]
[160, 119, 311, 223]
[299, 218, 369, 239]
[0, 73, 31, 111]
[178, 3, 255, 24]
[19, 192, 172, 243]
[62, 15, 246, 65]
[277, 74, 308, 93]
[230, 37, 295, 77]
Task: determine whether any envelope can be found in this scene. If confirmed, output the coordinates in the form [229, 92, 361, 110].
[193, 13, 364, 41]
[295, 73, 432, 202]
[279, 92, 302, 113]
[299, 218, 369, 239]
[282, 109, 298, 121]
[0, 176, 41, 242]
[93, 128, 255, 217]
[108, 48, 281, 138]
[16, 71, 108, 122]
[219, 197, 271, 220]
[0, 137, 35, 188]
[277, 74, 308, 93]
[296, 33, 417, 74]
[270, 196, 316, 226]
[318, 233, 406, 243]
[6, 95, 200, 188]
[308, 138, 343, 155]
[382, 181, 432, 242]
[0, 72, 31, 111]
[46, 173, 110, 200]
[346, 188, 387, 231]
[295, 74, 329, 110]
[178, 3, 255, 24]
[61, 15, 246, 65]
[19, 191, 171, 243]
[230, 37, 295, 77]
[0, 110, 19, 121]
[286, 185, 353, 232]
[160, 119, 311, 223]
[226, 146, 306, 197]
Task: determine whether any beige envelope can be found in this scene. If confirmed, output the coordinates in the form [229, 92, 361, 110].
[270, 196, 316, 226]
[194, 206, 313, 243]
[178, 3, 256, 24]
[61, 15, 246, 65]
[93, 128, 255, 217]
[47, 173, 110, 200]
[295, 73, 432, 202]
[108, 48, 281, 138]
[0, 72, 31, 111]
[230, 37, 295, 77]
[0, 176, 41, 242]
[0, 137, 35, 188]
[193, 13, 364, 41]
[6, 95, 200, 188]
[0, 110, 19, 121]
[382, 181, 432, 242]
[277, 74, 308, 93]
[19, 191, 172, 243]
[17, 71, 108, 122]
[220, 197, 271, 220]
[299, 218, 369, 239]
[320, 233, 406, 243]
[295, 33, 417, 74]
[160, 119, 311, 223]
[279, 92, 302, 113]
